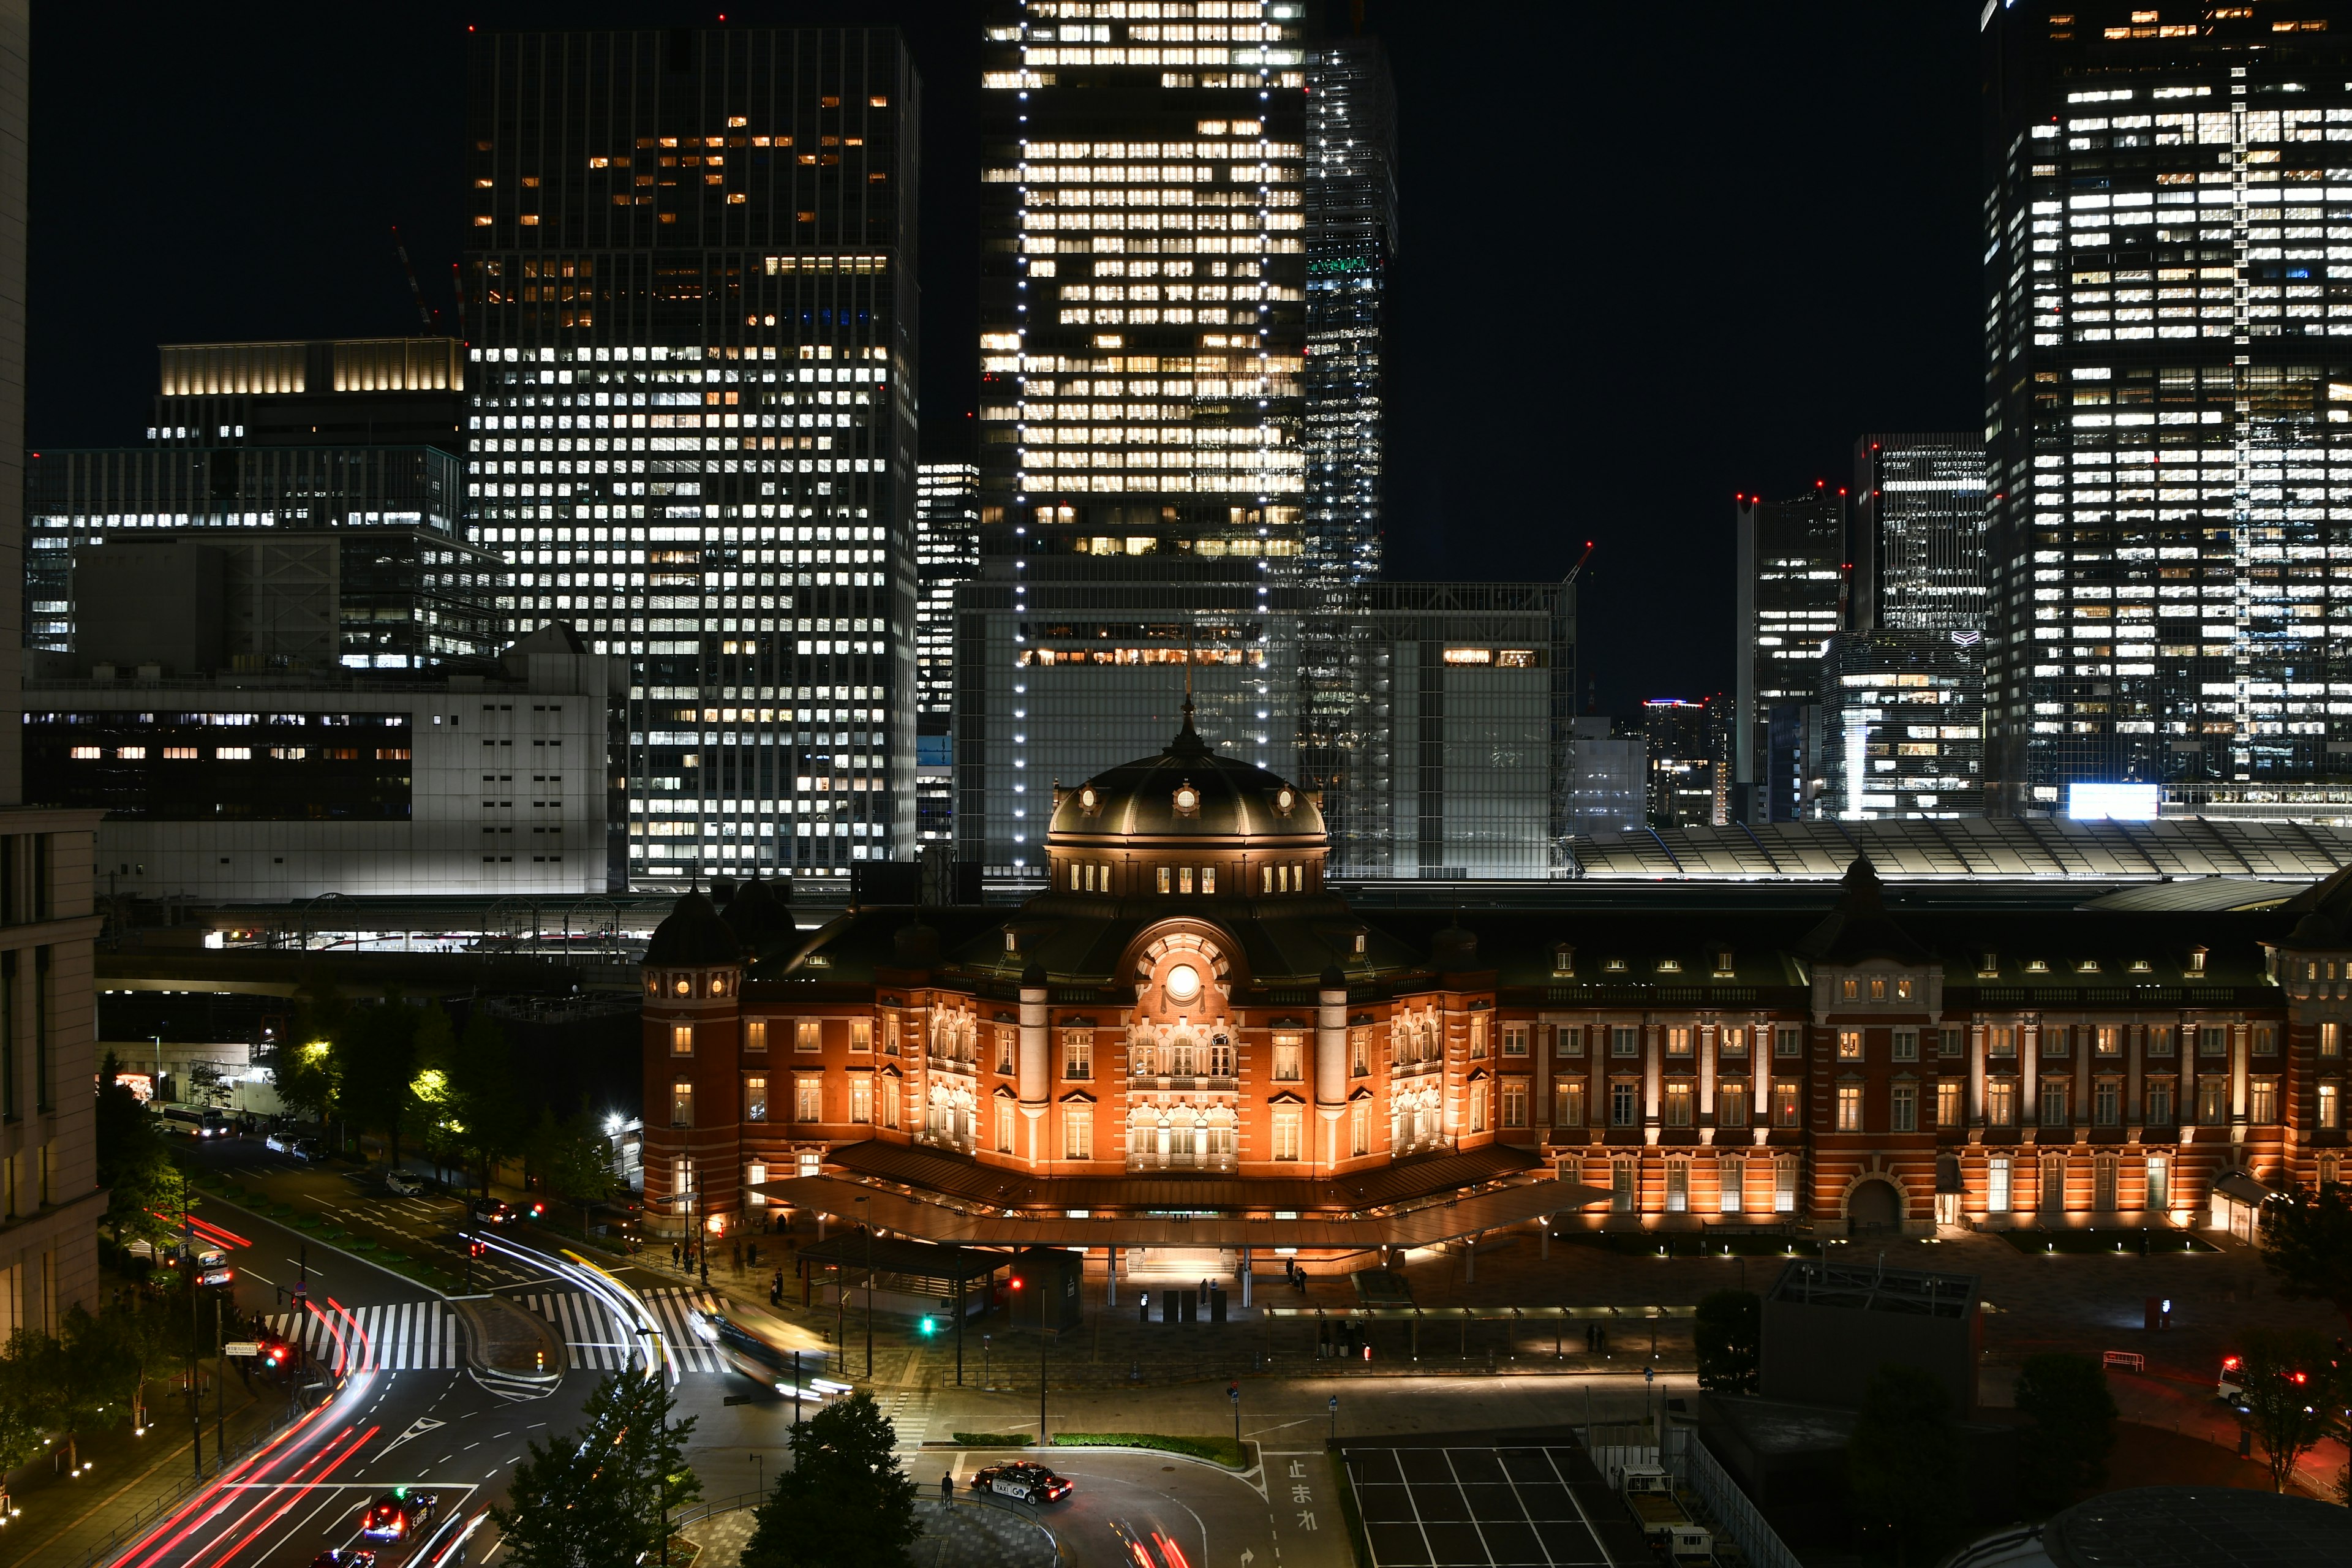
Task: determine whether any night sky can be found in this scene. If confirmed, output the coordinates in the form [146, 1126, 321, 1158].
[26, 2, 1981, 714]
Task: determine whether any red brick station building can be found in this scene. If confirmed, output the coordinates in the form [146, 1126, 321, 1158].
[640, 718, 2351, 1264]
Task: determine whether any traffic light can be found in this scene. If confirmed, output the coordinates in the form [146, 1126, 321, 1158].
[918, 1316, 938, 1338]
[468, 1240, 487, 1259]
[528, 1202, 546, 1219]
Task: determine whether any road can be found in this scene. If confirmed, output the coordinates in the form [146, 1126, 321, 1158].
[98, 1143, 605, 1568]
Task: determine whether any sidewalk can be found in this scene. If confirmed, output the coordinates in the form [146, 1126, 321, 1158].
[12, 1378, 292, 1568]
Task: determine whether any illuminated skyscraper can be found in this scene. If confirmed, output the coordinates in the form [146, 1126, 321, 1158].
[960, 1, 1310, 876]
[915, 461, 978, 843]
[1983, 1, 2352, 820]
[462, 26, 921, 886]
[1852, 433, 1989, 634]
[1733, 488, 1847, 821]
[1303, 35, 1393, 589]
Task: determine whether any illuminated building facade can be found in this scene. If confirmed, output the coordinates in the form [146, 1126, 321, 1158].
[1295, 34, 1396, 839]
[915, 462, 978, 844]
[1643, 697, 1725, 830]
[641, 726, 2352, 1246]
[29, 337, 489, 668]
[1302, 35, 1393, 591]
[1734, 489, 1847, 823]
[1820, 630, 1989, 820]
[1982, 1, 2352, 821]
[1569, 715, 1646, 840]
[962, 0, 1310, 877]
[462, 26, 921, 888]
[1853, 432, 1990, 634]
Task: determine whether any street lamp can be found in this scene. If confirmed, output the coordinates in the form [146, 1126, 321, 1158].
[855, 1195, 873, 1379]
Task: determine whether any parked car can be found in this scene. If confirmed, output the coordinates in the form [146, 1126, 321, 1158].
[970, 1462, 1072, 1504]
[385, 1169, 426, 1197]
[267, 1130, 323, 1161]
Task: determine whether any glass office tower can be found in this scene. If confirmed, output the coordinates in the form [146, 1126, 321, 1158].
[1983, 1, 2352, 820]
[1852, 433, 1989, 633]
[1733, 488, 1847, 821]
[962, 1, 1309, 876]
[463, 27, 921, 886]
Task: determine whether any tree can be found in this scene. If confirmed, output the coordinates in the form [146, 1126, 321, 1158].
[2259, 1180, 2352, 1326]
[2235, 1327, 2337, 1494]
[0, 1330, 53, 1493]
[105, 1288, 184, 1432]
[1845, 1363, 1965, 1567]
[2014, 1352, 2118, 1510]
[336, 1001, 422, 1170]
[1693, 1289, 1760, 1395]
[742, 1389, 921, 1568]
[533, 1106, 619, 1237]
[448, 1009, 527, 1196]
[95, 1051, 179, 1249]
[492, 1370, 699, 1568]
[271, 1036, 341, 1142]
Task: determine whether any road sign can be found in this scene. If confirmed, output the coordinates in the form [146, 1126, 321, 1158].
[224, 1342, 260, 1358]
[1327, 1396, 1338, 1412]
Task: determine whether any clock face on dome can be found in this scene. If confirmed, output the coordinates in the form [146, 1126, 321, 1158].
[1173, 783, 1200, 815]
[1275, 787, 1295, 813]
[1079, 785, 1099, 812]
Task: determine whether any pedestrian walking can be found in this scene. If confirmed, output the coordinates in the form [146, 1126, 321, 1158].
[771, 1269, 784, 1306]
[941, 1472, 954, 1503]
[671, 1240, 682, 1269]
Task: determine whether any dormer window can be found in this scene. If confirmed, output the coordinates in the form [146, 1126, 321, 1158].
[1005, 931, 1019, 952]
[1603, 957, 1626, 973]
[2130, 959, 2151, 973]
[1354, 933, 1367, 955]
[2189, 946, 2207, 974]
[1714, 949, 1734, 976]
[1657, 958, 1681, 974]
[1553, 944, 1575, 976]
[2076, 959, 2098, 974]
[2026, 959, 2049, 974]
[1980, 952, 1999, 977]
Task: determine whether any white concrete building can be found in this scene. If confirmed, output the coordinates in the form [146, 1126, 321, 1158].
[27, 625, 612, 900]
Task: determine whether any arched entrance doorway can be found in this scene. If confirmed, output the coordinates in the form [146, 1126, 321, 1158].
[1849, 1178, 1903, 1231]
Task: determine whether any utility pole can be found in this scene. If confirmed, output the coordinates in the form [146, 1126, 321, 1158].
[214, 1296, 227, 1464]
[185, 1172, 201, 1479]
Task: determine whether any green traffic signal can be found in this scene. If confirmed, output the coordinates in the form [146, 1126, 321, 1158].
[918, 1317, 937, 1336]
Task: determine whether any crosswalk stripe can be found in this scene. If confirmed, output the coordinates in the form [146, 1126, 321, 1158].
[265, 1300, 456, 1372]
[513, 1289, 726, 1373]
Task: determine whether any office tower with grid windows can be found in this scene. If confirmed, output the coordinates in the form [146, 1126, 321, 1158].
[1295, 32, 1396, 842]
[464, 26, 920, 888]
[1853, 433, 1990, 634]
[1643, 698, 1726, 830]
[1823, 434, 1992, 820]
[959, 1, 1309, 878]
[915, 461, 978, 843]
[29, 339, 499, 669]
[1733, 488, 1847, 822]
[1983, 2, 2352, 820]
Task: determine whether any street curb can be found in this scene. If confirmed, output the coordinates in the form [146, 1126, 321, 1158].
[925, 1442, 1256, 1476]
[453, 1294, 568, 1381]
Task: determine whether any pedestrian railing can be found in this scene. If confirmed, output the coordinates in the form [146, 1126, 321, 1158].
[671, 1490, 766, 1529]
[1664, 1425, 1803, 1568]
[80, 1393, 323, 1568]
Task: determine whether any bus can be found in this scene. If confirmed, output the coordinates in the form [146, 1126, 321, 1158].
[688, 1303, 836, 1398]
[159, 1103, 229, 1139]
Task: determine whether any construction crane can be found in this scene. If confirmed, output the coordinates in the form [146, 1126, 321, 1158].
[391, 225, 434, 334]
[1562, 540, 1596, 587]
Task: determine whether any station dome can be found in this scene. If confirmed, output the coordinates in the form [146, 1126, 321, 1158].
[1047, 714, 1325, 847]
